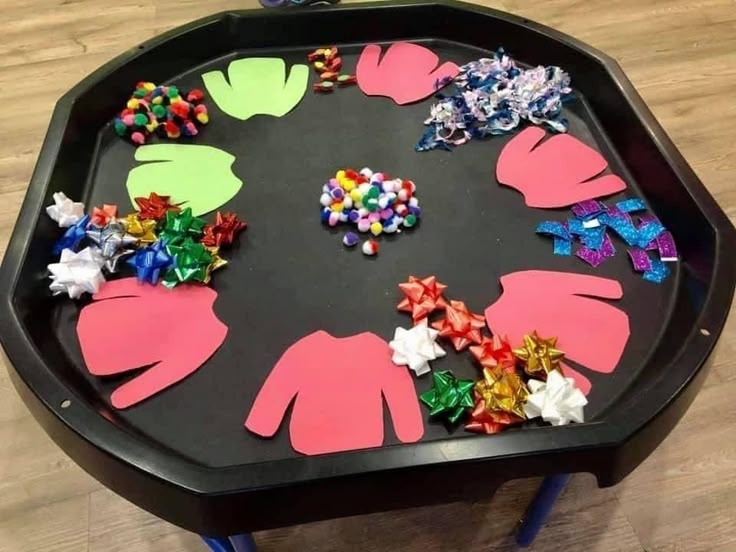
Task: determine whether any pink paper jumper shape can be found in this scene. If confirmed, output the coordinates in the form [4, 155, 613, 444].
[356, 42, 459, 105]
[77, 278, 228, 409]
[245, 331, 424, 455]
[484, 270, 630, 395]
[496, 127, 627, 208]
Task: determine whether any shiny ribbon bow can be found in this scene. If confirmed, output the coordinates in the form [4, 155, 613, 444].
[513, 331, 565, 379]
[397, 275, 448, 324]
[419, 370, 474, 424]
[469, 335, 516, 371]
[200, 211, 246, 247]
[431, 300, 485, 351]
[53, 214, 90, 255]
[159, 207, 206, 245]
[127, 240, 174, 284]
[134, 192, 181, 221]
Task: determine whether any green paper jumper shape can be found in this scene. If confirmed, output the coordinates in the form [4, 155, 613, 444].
[126, 144, 243, 217]
[201, 57, 309, 121]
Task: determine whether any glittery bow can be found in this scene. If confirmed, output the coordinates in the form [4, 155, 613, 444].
[162, 239, 222, 288]
[134, 192, 180, 221]
[200, 211, 246, 247]
[122, 213, 157, 244]
[474, 366, 528, 419]
[53, 214, 90, 255]
[397, 275, 448, 324]
[127, 240, 174, 285]
[159, 207, 206, 245]
[419, 370, 474, 424]
[513, 332, 565, 379]
[90, 204, 118, 227]
[524, 371, 587, 426]
[469, 335, 516, 371]
[431, 300, 485, 351]
[465, 391, 525, 434]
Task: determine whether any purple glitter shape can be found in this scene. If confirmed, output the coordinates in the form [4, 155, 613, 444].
[572, 200, 603, 218]
[656, 231, 678, 260]
[576, 247, 608, 267]
[628, 248, 652, 272]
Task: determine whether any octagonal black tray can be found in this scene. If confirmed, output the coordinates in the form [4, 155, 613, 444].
[1, 0, 735, 538]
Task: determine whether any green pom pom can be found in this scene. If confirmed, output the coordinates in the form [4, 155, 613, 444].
[152, 104, 167, 119]
[404, 213, 417, 227]
[133, 88, 148, 98]
[113, 120, 127, 136]
[133, 113, 148, 126]
[167, 86, 179, 99]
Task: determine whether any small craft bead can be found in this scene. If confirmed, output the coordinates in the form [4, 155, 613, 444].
[343, 232, 359, 247]
[320, 193, 332, 207]
[357, 219, 371, 232]
[362, 240, 379, 256]
[370, 222, 383, 236]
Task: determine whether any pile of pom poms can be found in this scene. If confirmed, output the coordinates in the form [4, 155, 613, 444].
[45, 191, 246, 298]
[416, 48, 572, 152]
[389, 275, 587, 432]
[320, 167, 421, 256]
[113, 82, 209, 145]
[308, 46, 357, 93]
[536, 198, 678, 283]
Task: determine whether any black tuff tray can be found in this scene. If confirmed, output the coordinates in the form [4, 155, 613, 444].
[1, 0, 734, 537]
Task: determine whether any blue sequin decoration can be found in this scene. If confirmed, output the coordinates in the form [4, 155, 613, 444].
[616, 198, 647, 213]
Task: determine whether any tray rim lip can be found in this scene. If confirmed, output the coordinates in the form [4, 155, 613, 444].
[1, 0, 735, 499]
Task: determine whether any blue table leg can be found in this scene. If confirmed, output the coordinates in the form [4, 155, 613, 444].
[229, 534, 258, 552]
[201, 534, 257, 552]
[516, 473, 572, 547]
[202, 536, 235, 552]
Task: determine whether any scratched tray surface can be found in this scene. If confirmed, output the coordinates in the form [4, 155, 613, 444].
[50, 42, 678, 467]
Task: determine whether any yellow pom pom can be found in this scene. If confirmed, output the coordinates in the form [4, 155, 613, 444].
[332, 202, 345, 213]
[343, 179, 356, 192]
[144, 82, 156, 91]
[152, 96, 163, 105]
[370, 222, 383, 236]
[196, 113, 209, 124]
[336, 170, 346, 180]
[350, 189, 362, 203]
[127, 98, 139, 110]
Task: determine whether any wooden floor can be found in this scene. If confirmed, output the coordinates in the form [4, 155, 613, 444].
[1, 0, 735, 550]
